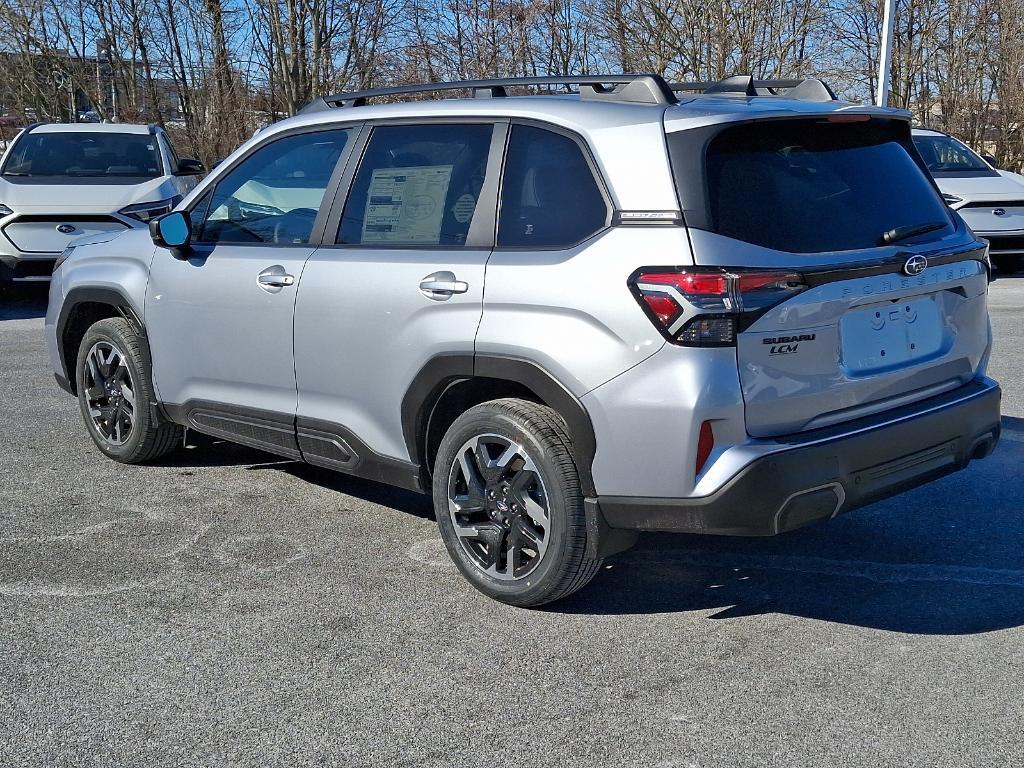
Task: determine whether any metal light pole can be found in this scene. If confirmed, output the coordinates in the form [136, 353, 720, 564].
[876, 0, 897, 107]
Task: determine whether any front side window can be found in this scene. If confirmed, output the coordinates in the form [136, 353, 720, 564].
[497, 125, 608, 248]
[698, 119, 954, 253]
[197, 129, 352, 245]
[2, 132, 163, 179]
[912, 134, 996, 176]
[338, 123, 493, 247]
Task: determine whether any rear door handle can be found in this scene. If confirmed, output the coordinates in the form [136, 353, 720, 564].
[419, 271, 469, 301]
[257, 265, 295, 291]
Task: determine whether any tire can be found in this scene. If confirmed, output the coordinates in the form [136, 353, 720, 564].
[75, 317, 182, 463]
[432, 398, 602, 607]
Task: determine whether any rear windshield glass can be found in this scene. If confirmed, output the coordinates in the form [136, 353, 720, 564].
[912, 133, 997, 177]
[2, 132, 163, 179]
[701, 120, 953, 253]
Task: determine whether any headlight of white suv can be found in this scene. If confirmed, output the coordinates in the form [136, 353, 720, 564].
[0, 203, 13, 217]
[118, 196, 182, 223]
[942, 193, 963, 206]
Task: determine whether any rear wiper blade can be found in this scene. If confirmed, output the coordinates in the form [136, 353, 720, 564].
[880, 221, 947, 245]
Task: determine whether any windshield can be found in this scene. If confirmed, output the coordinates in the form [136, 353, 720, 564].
[693, 119, 954, 253]
[912, 134, 994, 175]
[2, 132, 163, 179]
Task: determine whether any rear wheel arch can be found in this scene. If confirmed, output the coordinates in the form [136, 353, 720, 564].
[57, 288, 144, 395]
[402, 355, 598, 497]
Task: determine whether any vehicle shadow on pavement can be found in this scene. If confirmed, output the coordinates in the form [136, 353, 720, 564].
[282, 462, 435, 520]
[0, 285, 48, 319]
[166, 425, 1024, 633]
[154, 433, 436, 519]
[554, 434, 1024, 634]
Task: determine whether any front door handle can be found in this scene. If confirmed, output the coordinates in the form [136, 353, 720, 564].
[419, 271, 469, 301]
[257, 265, 295, 292]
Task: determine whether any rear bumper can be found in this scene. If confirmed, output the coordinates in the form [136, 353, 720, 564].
[597, 378, 1001, 536]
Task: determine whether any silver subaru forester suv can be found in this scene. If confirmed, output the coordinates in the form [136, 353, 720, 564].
[45, 74, 1002, 606]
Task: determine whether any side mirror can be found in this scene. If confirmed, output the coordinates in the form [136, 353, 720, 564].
[176, 157, 206, 176]
[150, 210, 192, 253]
[981, 153, 999, 169]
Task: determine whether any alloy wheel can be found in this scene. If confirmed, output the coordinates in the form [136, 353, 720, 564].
[447, 433, 551, 581]
[83, 341, 136, 446]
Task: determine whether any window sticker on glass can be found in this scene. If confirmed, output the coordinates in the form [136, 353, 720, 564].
[363, 165, 453, 243]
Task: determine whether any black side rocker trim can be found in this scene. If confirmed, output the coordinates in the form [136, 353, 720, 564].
[161, 402, 425, 493]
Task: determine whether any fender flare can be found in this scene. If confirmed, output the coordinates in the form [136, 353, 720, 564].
[55, 286, 143, 385]
[400, 353, 598, 497]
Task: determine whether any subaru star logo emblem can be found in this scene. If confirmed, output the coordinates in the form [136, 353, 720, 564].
[993, 208, 1007, 217]
[56, 224, 77, 235]
[903, 255, 928, 276]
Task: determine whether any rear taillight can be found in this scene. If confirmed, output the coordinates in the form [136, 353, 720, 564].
[630, 268, 807, 346]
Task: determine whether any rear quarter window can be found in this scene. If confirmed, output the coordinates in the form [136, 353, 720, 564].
[700, 119, 954, 253]
[497, 125, 608, 248]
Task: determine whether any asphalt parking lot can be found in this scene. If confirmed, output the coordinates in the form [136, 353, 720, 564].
[1, 279, 1022, 767]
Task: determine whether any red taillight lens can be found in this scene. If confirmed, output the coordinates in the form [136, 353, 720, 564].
[630, 268, 806, 346]
[640, 272, 728, 296]
[695, 420, 714, 475]
[641, 293, 680, 324]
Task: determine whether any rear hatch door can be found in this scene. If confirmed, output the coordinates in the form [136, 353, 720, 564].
[673, 115, 992, 437]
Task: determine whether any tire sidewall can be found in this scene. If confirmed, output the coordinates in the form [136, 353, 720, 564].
[76, 320, 154, 461]
[433, 404, 581, 605]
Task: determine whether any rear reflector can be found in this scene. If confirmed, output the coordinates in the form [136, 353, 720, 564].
[696, 421, 714, 475]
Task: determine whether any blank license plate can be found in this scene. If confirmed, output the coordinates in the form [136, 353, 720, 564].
[840, 297, 944, 375]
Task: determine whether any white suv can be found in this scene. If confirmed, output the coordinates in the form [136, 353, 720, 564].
[912, 128, 1024, 271]
[0, 123, 203, 283]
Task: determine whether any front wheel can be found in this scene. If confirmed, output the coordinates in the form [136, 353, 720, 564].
[75, 317, 182, 463]
[432, 398, 602, 607]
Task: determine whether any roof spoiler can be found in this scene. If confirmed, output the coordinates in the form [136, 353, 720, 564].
[671, 75, 838, 102]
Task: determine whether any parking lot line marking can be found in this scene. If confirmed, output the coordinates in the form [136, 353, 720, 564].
[631, 551, 1024, 589]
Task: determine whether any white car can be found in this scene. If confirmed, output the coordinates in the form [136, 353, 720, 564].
[0, 123, 203, 283]
[913, 127, 1024, 271]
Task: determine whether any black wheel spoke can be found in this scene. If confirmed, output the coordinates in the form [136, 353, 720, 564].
[455, 448, 488, 512]
[513, 517, 544, 552]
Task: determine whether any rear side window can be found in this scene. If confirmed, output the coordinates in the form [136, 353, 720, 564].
[497, 125, 607, 248]
[338, 124, 493, 247]
[702, 120, 953, 253]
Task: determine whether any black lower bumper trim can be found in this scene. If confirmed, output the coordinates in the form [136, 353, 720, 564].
[0, 255, 56, 281]
[599, 379, 1002, 537]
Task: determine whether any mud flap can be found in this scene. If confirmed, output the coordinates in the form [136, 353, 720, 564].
[585, 498, 639, 559]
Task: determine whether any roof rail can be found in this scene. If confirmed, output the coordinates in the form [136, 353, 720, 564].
[298, 73, 838, 114]
[299, 74, 677, 113]
[671, 75, 838, 102]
